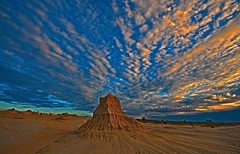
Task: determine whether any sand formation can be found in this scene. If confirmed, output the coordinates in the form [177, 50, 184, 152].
[75, 94, 144, 140]
[2, 101, 240, 153]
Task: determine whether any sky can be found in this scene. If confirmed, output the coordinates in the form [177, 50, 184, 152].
[0, 0, 240, 121]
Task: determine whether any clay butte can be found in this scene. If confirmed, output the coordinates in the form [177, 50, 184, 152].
[75, 94, 144, 140]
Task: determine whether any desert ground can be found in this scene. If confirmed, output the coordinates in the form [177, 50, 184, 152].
[0, 109, 240, 154]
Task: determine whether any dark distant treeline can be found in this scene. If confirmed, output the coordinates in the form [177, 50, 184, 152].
[136, 118, 240, 128]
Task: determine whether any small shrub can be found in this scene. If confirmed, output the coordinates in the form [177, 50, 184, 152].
[55, 116, 64, 120]
[205, 120, 215, 128]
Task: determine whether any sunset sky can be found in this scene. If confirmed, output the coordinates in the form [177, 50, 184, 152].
[1, 0, 240, 121]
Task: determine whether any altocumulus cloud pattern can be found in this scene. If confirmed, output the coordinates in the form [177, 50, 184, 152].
[0, 0, 240, 120]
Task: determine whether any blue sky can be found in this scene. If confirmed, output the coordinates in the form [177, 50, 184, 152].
[0, 0, 240, 121]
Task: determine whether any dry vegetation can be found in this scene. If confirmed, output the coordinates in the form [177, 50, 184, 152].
[137, 118, 240, 128]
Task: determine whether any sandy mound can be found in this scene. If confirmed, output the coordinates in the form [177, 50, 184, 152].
[1, 106, 240, 153]
[75, 94, 144, 141]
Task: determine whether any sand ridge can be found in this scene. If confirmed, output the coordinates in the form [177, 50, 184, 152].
[75, 94, 144, 141]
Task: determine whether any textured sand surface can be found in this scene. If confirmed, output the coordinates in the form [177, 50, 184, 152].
[38, 123, 240, 154]
[0, 110, 89, 154]
[0, 111, 240, 154]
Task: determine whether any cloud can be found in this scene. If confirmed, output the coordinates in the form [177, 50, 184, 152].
[195, 100, 240, 111]
[1, 0, 240, 119]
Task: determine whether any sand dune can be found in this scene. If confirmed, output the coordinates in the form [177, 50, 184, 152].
[0, 110, 240, 154]
[1, 94, 240, 154]
[75, 94, 144, 141]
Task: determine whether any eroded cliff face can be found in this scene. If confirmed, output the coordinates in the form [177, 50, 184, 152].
[76, 94, 144, 141]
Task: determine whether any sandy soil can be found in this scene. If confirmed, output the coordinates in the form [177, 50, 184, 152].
[0, 110, 240, 154]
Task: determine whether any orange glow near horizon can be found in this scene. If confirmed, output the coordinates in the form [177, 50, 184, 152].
[195, 101, 240, 111]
